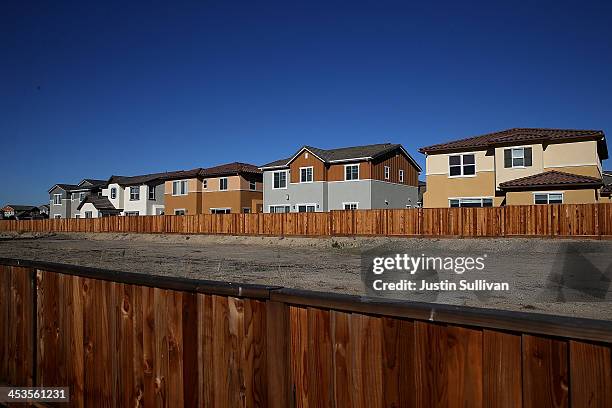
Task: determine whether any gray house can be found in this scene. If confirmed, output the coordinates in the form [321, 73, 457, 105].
[259, 143, 421, 213]
[48, 179, 107, 219]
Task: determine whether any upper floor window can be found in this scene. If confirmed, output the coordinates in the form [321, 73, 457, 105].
[172, 180, 188, 196]
[534, 193, 562, 204]
[80, 192, 86, 202]
[130, 186, 140, 201]
[219, 178, 228, 191]
[300, 167, 313, 183]
[345, 164, 359, 181]
[110, 187, 117, 199]
[249, 181, 256, 191]
[148, 186, 156, 200]
[504, 147, 532, 168]
[203, 180, 207, 189]
[384, 166, 390, 180]
[399, 170, 404, 183]
[53, 194, 62, 205]
[273, 171, 287, 189]
[449, 154, 475, 177]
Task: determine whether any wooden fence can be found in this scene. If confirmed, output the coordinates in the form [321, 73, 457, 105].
[2, 203, 612, 238]
[1, 258, 612, 407]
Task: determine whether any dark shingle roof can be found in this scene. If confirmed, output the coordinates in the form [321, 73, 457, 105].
[161, 168, 203, 181]
[199, 162, 262, 178]
[108, 172, 172, 186]
[601, 184, 612, 196]
[80, 179, 108, 188]
[499, 170, 603, 191]
[603, 171, 612, 186]
[77, 195, 121, 212]
[260, 143, 421, 170]
[419, 128, 608, 159]
[3, 205, 38, 212]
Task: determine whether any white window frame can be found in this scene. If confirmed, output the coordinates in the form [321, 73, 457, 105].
[110, 187, 117, 199]
[448, 197, 494, 208]
[219, 177, 228, 191]
[172, 180, 188, 196]
[272, 171, 288, 189]
[148, 185, 156, 200]
[202, 179, 208, 189]
[342, 202, 359, 210]
[85, 211, 93, 219]
[299, 166, 313, 183]
[344, 164, 360, 181]
[129, 186, 140, 201]
[210, 208, 231, 214]
[53, 194, 62, 205]
[80, 192, 86, 202]
[399, 169, 404, 183]
[269, 205, 291, 213]
[448, 154, 476, 178]
[384, 166, 390, 180]
[124, 211, 140, 216]
[249, 181, 256, 191]
[54, 215, 62, 219]
[533, 192, 564, 205]
[296, 203, 317, 213]
[174, 209, 186, 215]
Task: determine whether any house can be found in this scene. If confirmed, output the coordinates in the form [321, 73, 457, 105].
[1, 205, 41, 220]
[601, 170, 612, 202]
[163, 163, 263, 215]
[77, 196, 122, 218]
[38, 204, 50, 217]
[259, 143, 421, 213]
[419, 128, 608, 207]
[101, 172, 168, 217]
[48, 179, 107, 218]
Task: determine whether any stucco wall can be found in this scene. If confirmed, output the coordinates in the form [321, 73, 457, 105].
[79, 202, 100, 218]
[505, 189, 599, 205]
[370, 180, 419, 209]
[49, 186, 71, 219]
[423, 172, 496, 208]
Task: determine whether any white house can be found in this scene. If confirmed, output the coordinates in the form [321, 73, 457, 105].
[101, 173, 168, 216]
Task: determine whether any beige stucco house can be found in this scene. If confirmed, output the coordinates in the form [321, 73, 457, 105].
[419, 128, 608, 208]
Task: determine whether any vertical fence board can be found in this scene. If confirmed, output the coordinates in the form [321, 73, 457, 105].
[569, 340, 612, 407]
[483, 330, 522, 408]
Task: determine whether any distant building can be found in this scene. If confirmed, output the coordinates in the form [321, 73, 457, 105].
[48, 179, 107, 219]
[38, 204, 50, 217]
[1, 205, 41, 220]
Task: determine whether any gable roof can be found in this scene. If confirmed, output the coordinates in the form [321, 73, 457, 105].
[419, 128, 608, 159]
[199, 162, 262, 178]
[498, 170, 603, 191]
[260, 143, 421, 171]
[108, 171, 173, 186]
[48, 183, 79, 193]
[76, 195, 122, 212]
[78, 179, 107, 188]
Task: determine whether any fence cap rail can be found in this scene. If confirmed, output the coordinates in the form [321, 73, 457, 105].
[1, 257, 611, 343]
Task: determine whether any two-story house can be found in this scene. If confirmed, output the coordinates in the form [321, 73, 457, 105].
[419, 128, 608, 207]
[259, 143, 421, 213]
[163, 163, 263, 215]
[48, 179, 107, 218]
[99, 172, 167, 217]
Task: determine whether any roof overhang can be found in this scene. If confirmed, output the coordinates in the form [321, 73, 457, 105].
[500, 181, 603, 192]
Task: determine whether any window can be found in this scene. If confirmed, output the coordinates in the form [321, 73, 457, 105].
[80, 192, 86, 202]
[211, 208, 231, 214]
[110, 187, 117, 199]
[172, 180, 188, 196]
[75, 215, 80, 219]
[174, 209, 186, 215]
[85, 211, 93, 218]
[399, 170, 404, 183]
[53, 194, 62, 205]
[343, 202, 358, 210]
[297, 204, 316, 213]
[130, 186, 140, 201]
[273, 171, 287, 189]
[249, 181, 256, 191]
[449, 198, 493, 208]
[124, 211, 139, 216]
[449, 154, 476, 177]
[300, 167, 313, 183]
[534, 193, 563, 205]
[54, 215, 61, 219]
[384, 166, 390, 180]
[148, 186, 156, 200]
[72, 193, 78, 200]
[203, 179, 207, 189]
[269, 205, 291, 213]
[242, 208, 251, 214]
[219, 178, 228, 191]
[345, 164, 359, 181]
[504, 147, 532, 168]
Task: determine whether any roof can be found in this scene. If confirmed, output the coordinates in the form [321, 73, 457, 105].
[2, 205, 38, 212]
[260, 143, 422, 171]
[108, 172, 173, 186]
[603, 170, 612, 186]
[601, 184, 612, 196]
[78, 179, 108, 188]
[77, 195, 121, 212]
[499, 170, 603, 191]
[199, 162, 262, 178]
[419, 128, 608, 159]
[48, 183, 79, 193]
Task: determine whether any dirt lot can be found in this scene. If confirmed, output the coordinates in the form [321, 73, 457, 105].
[1, 232, 611, 320]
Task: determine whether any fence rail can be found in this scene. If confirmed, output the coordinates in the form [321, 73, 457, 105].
[1, 257, 612, 407]
[2, 203, 612, 238]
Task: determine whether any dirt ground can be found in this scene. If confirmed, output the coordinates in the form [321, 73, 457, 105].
[1, 231, 611, 320]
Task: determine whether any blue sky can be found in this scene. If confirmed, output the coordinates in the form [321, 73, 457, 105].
[1, 0, 611, 204]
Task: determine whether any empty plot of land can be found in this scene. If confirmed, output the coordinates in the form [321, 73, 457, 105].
[1, 232, 611, 320]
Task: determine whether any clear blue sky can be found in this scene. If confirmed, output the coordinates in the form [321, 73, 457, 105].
[2, 0, 611, 205]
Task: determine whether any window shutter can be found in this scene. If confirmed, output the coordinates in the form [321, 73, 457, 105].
[524, 147, 532, 166]
[504, 149, 512, 168]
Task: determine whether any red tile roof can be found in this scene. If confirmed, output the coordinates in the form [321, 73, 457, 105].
[199, 162, 262, 178]
[419, 128, 608, 159]
[499, 170, 603, 190]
